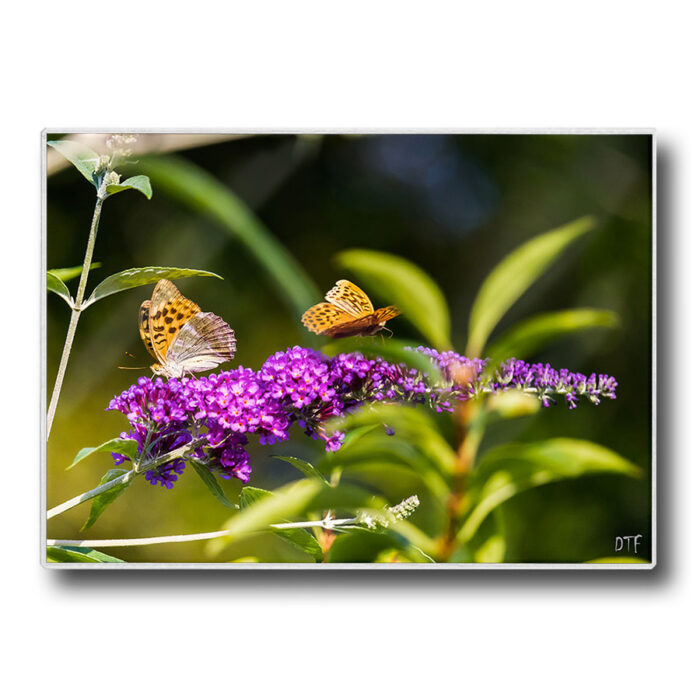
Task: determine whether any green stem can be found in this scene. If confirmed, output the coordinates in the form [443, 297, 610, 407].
[46, 518, 359, 548]
[47, 468, 134, 520]
[46, 196, 104, 437]
[440, 400, 486, 560]
[46, 442, 201, 521]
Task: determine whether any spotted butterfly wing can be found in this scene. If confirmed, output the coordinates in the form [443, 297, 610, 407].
[324, 279, 374, 316]
[138, 301, 157, 360]
[301, 303, 356, 335]
[148, 279, 201, 365]
[372, 305, 401, 325]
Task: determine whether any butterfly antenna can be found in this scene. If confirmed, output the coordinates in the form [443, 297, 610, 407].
[117, 365, 149, 370]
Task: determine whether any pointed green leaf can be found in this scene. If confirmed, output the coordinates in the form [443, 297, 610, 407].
[333, 424, 381, 452]
[81, 468, 133, 531]
[47, 272, 73, 307]
[239, 485, 271, 509]
[105, 175, 152, 200]
[239, 486, 322, 561]
[467, 216, 598, 356]
[135, 155, 319, 317]
[333, 458, 450, 504]
[209, 480, 323, 556]
[335, 249, 451, 350]
[272, 456, 329, 485]
[47, 140, 100, 186]
[48, 263, 101, 282]
[46, 546, 124, 563]
[67, 438, 139, 470]
[208, 480, 379, 556]
[189, 459, 240, 509]
[326, 403, 456, 476]
[82, 266, 222, 308]
[457, 438, 641, 544]
[486, 308, 619, 368]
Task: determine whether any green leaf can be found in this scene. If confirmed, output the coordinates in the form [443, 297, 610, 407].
[239, 486, 322, 561]
[135, 155, 319, 317]
[466, 216, 598, 356]
[48, 262, 101, 282]
[46, 546, 124, 563]
[67, 438, 139, 470]
[321, 337, 444, 384]
[326, 403, 456, 476]
[457, 438, 641, 545]
[208, 480, 323, 556]
[272, 455, 329, 485]
[453, 511, 508, 563]
[333, 424, 381, 452]
[208, 480, 379, 556]
[82, 266, 223, 308]
[334, 458, 450, 504]
[327, 530, 397, 563]
[486, 308, 619, 368]
[47, 272, 73, 307]
[335, 249, 452, 350]
[189, 459, 240, 509]
[239, 485, 272, 509]
[81, 469, 133, 531]
[47, 140, 100, 186]
[105, 175, 153, 200]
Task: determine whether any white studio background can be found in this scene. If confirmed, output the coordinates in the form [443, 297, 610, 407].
[2, 2, 695, 699]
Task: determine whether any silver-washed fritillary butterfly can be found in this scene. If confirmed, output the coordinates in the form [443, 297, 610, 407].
[140, 280, 236, 377]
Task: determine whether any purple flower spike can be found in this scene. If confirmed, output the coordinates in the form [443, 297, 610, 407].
[107, 345, 617, 489]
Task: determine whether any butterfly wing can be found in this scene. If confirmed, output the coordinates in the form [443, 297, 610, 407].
[301, 303, 356, 335]
[148, 280, 201, 364]
[325, 279, 374, 317]
[138, 301, 158, 360]
[373, 305, 401, 324]
[166, 312, 237, 374]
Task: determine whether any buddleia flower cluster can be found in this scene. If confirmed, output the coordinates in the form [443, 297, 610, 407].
[107, 345, 617, 488]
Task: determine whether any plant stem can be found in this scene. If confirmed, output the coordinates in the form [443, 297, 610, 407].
[440, 400, 484, 561]
[271, 517, 355, 530]
[47, 468, 134, 520]
[46, 442, 199, 521]
[46, 517, 359, 548]
[47, 196, 104, 437]
[48, 531, 230, 547]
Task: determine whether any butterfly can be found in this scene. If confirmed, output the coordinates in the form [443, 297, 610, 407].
[301, 279, 401, 338]
[139, 279, 237, 378]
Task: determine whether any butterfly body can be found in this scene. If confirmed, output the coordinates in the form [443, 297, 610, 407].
[140, 280, 236, 378]
[302, 280, 400, 338]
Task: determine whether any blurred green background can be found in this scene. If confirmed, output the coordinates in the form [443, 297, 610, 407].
[46, 133, 652, 563]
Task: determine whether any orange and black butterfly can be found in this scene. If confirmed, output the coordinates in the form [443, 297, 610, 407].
[301, 280, 401, 338]
[139, 280, 236, 377]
